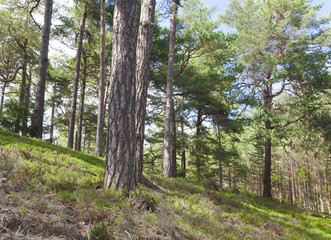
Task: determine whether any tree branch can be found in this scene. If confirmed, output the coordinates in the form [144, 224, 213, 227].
[29, 0, 42, 30]
[273, 113, 307, 129]
[271, 80, 287, 97]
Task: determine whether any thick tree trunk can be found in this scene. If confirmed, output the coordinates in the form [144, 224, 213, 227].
[135, 0, 156, 183]
[104, 0, 137, 192]
[95, 0, 106, 157]
[75, 52, 87, 152]
[67, 2, 87, 148]
[31, 0, 53, 139]
[163, 0, 178, 178]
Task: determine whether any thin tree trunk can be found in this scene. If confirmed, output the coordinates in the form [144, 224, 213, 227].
[228, 165, 231, 188]
[23, 64, 32, 136]
[217, 125, 223, 189]
[324, 168, 331, 214]
[263, 133, 272, 197]
[50, 81, 56, 143]
[180, 116, 186, 177]
[95, 0, 106, 157]
[104, 0, 137, 192]
[75, 51, 87, 152]
[171, 106, 177, 177]
[259, 166, 262, 196]
[0, 82, 7, 115]
[103, 70, 111, 119]
[263, 92, 273, 197]
[163, 0, 178, 178]
[31, 0, 53, 139]
[15, 47, 27, 133]
[288, 157, 293, 205]
[83, 125, 87, 153]
[181, 149, 186, 176]
[196, 108, 203, 178]
[135, 0, 156, 183]
[67, 2, 87, 148]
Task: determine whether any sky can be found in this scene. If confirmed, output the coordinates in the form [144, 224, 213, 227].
[203, 0, 331, 17]
[48, 0, 331, 58]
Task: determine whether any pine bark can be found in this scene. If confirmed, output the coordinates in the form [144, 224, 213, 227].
[95, 0, 106, 157]
[31, 0, 53, 139]
[104, 0, 137, 192]
[67, 2, 87, 148]
[163, 0, 178, 178]
[135, 0, 156, 183]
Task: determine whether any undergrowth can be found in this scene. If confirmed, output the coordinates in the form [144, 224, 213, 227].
[0, 129, 330, 239]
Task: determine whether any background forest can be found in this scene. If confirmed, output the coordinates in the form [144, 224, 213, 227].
[0, 0, 330, 216]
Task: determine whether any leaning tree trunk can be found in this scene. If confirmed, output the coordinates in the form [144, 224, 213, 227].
[163, 0, 178, 178]
[75, 51, 87, 152]
[135, 0, 156, 183]
[67, 2, 87, 148]
[31, 0, 53, 139]
[104, 0, 137, 192]
[95, 0, 106, 157]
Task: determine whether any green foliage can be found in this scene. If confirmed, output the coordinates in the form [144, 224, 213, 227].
[89, 222, 115, 240]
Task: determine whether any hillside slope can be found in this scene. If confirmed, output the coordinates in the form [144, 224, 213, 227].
[0, 129, 330, 239]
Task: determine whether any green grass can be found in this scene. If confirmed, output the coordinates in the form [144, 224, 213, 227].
[0, 128, 330, 239]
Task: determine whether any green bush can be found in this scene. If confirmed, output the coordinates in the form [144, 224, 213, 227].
[90, 221, 114, 240]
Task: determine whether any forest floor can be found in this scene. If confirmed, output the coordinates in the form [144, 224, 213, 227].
[0, 129, 330, 240]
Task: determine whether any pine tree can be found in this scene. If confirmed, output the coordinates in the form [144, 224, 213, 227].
[104, 0, 138, 192]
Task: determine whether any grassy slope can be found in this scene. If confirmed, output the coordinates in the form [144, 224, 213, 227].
[0, 129, 330, 240]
